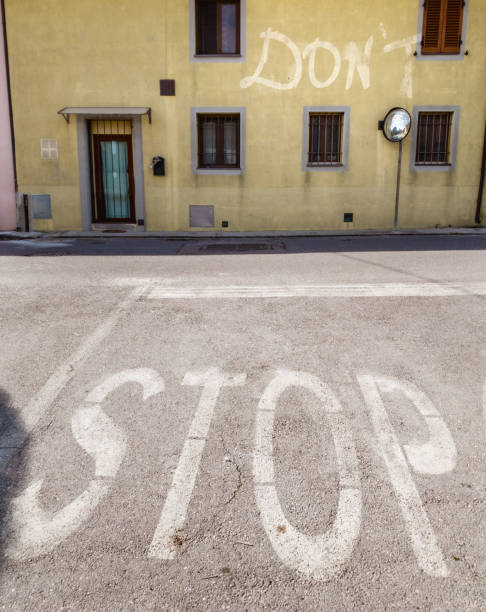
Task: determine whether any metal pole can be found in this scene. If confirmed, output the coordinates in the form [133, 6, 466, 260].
[393, 140, 403, 231]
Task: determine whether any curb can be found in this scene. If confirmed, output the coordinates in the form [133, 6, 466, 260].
[1, 228, 486, 241]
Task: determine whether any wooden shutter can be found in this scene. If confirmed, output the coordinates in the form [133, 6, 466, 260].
[422, 0, 444, 54]
[422, 0, 464, 54]
[441, 0, 463, 53]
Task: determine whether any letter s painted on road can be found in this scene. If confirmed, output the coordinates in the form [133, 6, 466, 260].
[5, 369, 165, 561]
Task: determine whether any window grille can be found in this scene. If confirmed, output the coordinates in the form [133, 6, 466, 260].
[415, 112, 452, 165]
[308, 113, 343, 166]
[197, 114, 240, 168]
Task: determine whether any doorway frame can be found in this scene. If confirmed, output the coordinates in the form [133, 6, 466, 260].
[92, 134, 136, 223]
[76, 114, 146, 231]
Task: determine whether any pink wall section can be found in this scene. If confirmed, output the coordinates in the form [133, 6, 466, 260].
[0, 11, 15, 231]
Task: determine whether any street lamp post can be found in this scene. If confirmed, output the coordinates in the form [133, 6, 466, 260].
[379, 108, 411, 231]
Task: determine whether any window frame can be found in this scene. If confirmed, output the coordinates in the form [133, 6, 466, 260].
[410, 106, 460, 172]
[415, 0, 469, 61]
[191, 107, 246, 175]
[190, 0, 246, 63]
[302, 107, 350, 173]
[197, 113, 241, 169]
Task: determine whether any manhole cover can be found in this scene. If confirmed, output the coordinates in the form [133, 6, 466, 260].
[178, 241, 286, 255]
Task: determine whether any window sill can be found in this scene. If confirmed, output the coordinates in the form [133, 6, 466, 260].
[191, 53, 245, 63]
[195, 167, 244, 176]
[412, 163, 453, 172]
[416, 52, 465, 62]
[195, 53, 242, 58]
[415, 162, 451, 166]
[304, 163, 347, 173]
[307, 163, 343, 167]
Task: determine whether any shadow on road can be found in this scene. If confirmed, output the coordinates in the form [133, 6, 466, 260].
[0, 234, 486, 257]
[0, 388, 25, 561]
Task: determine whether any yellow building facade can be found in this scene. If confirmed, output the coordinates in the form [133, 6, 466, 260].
[5, 0, 486, 232]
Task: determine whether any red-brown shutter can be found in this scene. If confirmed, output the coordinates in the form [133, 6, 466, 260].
[441, 0, 463, 53]
[422, 0, 444, 54]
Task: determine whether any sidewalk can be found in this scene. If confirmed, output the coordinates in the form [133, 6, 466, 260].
[1, 227, 486, 241]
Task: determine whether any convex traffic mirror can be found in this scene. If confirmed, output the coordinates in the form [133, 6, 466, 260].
[378, 107, 411, 231]
[381, 107, 411, 142]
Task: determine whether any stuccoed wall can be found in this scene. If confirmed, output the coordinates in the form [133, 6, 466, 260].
[5, 0, 486, 231]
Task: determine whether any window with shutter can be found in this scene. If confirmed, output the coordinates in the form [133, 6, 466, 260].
[191, 107, 246, 175]
[197, 114, 240, 168]
[196, 0, 240, 56]
[422, 0, 464, 55]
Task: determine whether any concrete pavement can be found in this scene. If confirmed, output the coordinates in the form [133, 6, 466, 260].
[0, 235, 485, 610]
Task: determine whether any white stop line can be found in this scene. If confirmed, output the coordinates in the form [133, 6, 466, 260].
[5, 367, 461, 582]
[146, 282, 486, 299]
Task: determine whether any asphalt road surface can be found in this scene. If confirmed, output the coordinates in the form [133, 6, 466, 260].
[0, 234, 485, 610]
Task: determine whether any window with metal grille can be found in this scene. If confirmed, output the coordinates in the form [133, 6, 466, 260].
[415, 112, 453, 165]
[196, 0, 240, 55]
[422, 0, 464, 54]
[197, 114, 240, 168]
[307, 113, 344, 166]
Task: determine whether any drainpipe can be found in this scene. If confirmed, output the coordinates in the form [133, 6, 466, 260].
[475, 119, 486, 225]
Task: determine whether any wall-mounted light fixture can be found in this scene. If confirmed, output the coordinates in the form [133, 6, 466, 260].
[378, 108, 411, 231]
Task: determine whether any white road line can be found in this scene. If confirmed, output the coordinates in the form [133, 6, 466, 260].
[147, 282, 486, 299]
[254, 370, 362, 580]
[0, 284, 149, 468]
[148, 369, 246, 560]
[357, 375, 449, 578]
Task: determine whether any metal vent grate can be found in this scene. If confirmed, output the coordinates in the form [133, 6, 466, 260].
[160, 80, 176, 96]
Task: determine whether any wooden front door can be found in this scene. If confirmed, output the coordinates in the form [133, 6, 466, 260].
[93, 134, 136, 223]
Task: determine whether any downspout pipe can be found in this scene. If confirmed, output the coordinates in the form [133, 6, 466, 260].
[475, 119, 486, 225]
[1, 0, 17, 191]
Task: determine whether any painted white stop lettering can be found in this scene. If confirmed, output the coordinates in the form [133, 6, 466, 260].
[149, 368, 246, 559]
[253, 370, 362, 580]
[5, 368, 165, 561]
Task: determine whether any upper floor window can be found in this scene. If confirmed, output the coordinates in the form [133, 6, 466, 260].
[196, 0, 240, 55]
[421, 0, 464, 55]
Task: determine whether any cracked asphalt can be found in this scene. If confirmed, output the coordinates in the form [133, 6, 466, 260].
[0, 234, 485, 610]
